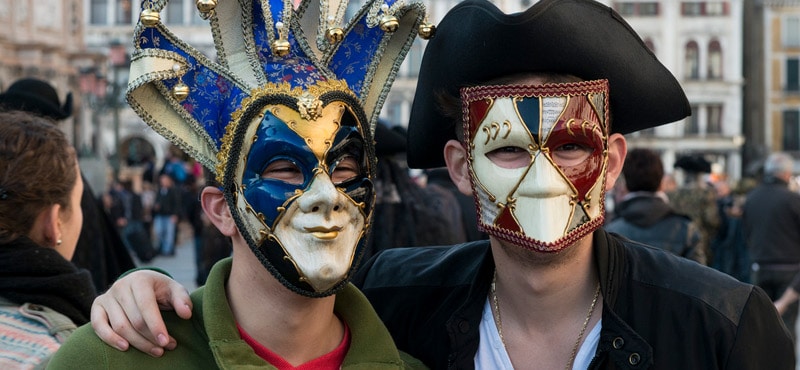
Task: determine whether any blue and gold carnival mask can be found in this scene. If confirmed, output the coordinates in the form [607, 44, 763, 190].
[126, 0, 430, 296]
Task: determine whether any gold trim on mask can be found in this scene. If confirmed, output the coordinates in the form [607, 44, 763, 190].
[216, 80, 357, 182]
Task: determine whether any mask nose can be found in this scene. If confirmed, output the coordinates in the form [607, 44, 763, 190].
[297, 171, 344, 215]
[515, 152, 573, 198]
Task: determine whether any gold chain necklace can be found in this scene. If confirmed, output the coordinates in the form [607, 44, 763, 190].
[490, 270, 601, 370]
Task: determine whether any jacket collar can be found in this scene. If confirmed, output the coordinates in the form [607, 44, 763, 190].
[198, 257, 411, 368]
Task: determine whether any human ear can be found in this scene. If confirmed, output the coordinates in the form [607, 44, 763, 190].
[32, 204, 62, 248]
[201, 187, 237, 237]
[443, 139, 472, 196]
[605, 133, 628, 191]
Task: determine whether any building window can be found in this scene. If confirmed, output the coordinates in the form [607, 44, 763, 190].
[705, 1, 726, 16]
[681, 2, 703, 16]
[167, 0, 184, 25]
[708, 40, 722, 80]
[90, 0, 107, 25]
[707, 104, 723, 134]
[788, 58, 800, 93]
[783, 110, 800, 151]
[685, 41, 700, 80]
[685, 104, 700, 135]
[787, 16, 800, 48]
[681, 1, 728, 16]
[116, 0, 133, 25]
[614, 2, 659, 16]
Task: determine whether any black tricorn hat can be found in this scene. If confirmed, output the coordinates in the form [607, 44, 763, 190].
[674, 155, 712, 174]
[406, 0, 691, 169]
[0, 78, 73, 120]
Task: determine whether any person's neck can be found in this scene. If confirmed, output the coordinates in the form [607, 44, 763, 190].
[227, 246, 344, 366]
[490, 235, 601, 369]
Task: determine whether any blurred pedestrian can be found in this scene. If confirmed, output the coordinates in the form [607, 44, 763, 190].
[365, 122, 466, 260]
[606, 148, 705, 264]
[109, 179, 155, 263]
[0, 111, 96, 368]
[0, 77, 134, 291]
[152, 174, 181, 256]
[709, 177, 750, 282]
[667, 154, 720, 265]
[743, 152, 800, 342]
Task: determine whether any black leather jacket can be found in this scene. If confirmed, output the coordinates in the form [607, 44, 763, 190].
[353, 230, 794, 369]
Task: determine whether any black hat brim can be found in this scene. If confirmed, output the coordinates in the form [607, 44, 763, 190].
[406, 0, 691, 169]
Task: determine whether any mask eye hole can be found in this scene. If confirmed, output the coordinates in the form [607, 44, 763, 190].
[550, 143, 594, 168]
[262, 159, 304, 185]
[485, 146, 532, 169]
[330, 155, 360, 185]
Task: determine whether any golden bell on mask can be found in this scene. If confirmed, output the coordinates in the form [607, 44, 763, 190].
[196, 0, 218, 13]
[140, 9, 161, 27]
[172, 82, 190, 101]
[326, 27, 344, 44]
[271, 39, 291, 57]
[418, 22, 436, 39]
[380, 14, 399, 32]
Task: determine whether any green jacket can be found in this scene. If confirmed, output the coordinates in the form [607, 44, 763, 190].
[47, 258, 426, 369]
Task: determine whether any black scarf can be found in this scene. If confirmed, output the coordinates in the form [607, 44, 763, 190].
[0, 236, 96, 325]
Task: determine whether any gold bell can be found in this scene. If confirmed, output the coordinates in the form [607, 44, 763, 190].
[271, 39, 291, 57]
[380, 14, 399, 32]
[140, 9, 161, 27]
[326, 27, 344, 44]
[196, 0, 218, 13]
[418, 22, 436, 39]
[172, 82, 190, 101]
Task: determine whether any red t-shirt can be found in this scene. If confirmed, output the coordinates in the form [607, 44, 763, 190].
[237, 323, 351, 370]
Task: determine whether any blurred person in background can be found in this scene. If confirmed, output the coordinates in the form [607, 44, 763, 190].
[667, 154, 720, 266]
[152, 174, 182, 257]
[0, 111, 96, 368]
[365, 122, 466, 260]
[0, 78, 134, 291]
[709, 176, 750, 282]
[605, 148, 705, 264]
[743, 152, 800, 342]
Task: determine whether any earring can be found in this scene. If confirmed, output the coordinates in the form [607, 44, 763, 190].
[56, 239, 62, 246]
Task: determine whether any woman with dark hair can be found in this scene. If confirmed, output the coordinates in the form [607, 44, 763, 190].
[0, 111, 96, 369]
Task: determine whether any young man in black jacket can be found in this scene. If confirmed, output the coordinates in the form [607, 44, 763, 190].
[84, 0, 794, 369]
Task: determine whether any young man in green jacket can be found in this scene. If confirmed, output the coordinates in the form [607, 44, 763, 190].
[46, 0, 431, 368]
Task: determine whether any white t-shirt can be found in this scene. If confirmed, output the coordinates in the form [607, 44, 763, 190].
[474, 297, 601, 369]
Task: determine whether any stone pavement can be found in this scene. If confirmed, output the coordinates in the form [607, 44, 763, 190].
[130, 222, 199, 292]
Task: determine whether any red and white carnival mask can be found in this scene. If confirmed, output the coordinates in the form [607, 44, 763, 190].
[461, 80, 610, 253]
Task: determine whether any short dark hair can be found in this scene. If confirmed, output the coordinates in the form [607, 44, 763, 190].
[622, 148, 663, 192]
